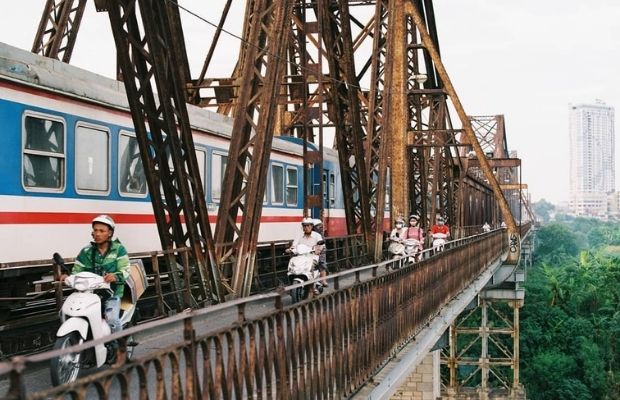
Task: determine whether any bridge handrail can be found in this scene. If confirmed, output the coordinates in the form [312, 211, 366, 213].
[0, 230, 509, 399]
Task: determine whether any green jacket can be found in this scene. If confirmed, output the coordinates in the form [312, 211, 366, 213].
[73, 238, 130, 297]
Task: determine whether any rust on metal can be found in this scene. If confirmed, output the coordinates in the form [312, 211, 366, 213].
[1, 231, 519, 399]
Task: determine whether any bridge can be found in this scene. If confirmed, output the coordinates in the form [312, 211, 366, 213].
[0, 1, 536, 399]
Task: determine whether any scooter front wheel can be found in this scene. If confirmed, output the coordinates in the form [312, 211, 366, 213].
[50, 332, 84, 386]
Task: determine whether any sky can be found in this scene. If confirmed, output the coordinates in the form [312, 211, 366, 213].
[1, 1, 618, 204]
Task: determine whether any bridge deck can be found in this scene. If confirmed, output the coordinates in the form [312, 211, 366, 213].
[0, 228, 532, 399]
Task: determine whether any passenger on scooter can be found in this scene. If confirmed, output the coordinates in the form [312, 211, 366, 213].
[312, 218, 329, 287]
[60, 215, 130, 337]
[406, 215, 425, 254]
[388, 217, 407, 257]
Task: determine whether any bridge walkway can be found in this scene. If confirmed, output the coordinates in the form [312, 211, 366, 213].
[0, 226, 531, 400]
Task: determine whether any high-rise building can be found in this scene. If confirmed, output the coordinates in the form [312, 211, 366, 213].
[568, 100, 615, 216]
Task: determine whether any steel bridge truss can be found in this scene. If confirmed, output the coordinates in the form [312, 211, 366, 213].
[96, 0, 224, 305]
[32, 0, 87, 63]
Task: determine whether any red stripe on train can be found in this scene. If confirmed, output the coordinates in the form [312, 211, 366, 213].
[0, 212, 316, 225]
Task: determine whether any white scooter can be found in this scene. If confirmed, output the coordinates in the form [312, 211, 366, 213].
[388, 238, 420, 264]
[403, 238, 421, 262]
[50, 255, 141, 386]
[432, 232, 448, 253]
[287, 242, 323, 303]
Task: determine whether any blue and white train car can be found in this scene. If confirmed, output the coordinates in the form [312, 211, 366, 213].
[0, 43, 347, 265]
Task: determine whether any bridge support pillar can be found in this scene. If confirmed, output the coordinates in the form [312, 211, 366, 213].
[390, 350, 441, 400]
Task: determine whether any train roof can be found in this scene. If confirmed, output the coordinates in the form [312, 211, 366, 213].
[0, 42, 309, 156]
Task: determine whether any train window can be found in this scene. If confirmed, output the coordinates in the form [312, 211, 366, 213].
[75, 124, 110, 194]
[385, 167, 391, 211]
[286, 167, 298, 206]
[271, 164, 284, 205]
[211, 152, 227, 201]
[329, 173, 336, 207]
[118, 132, 147, 196]
[196, 149, 206, 191]
[22, 114, 65, 190]
[322, 171, 328, 208]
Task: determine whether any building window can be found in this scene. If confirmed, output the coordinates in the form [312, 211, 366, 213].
[22, 114, 65, 190]
[75, 124, 109, 193]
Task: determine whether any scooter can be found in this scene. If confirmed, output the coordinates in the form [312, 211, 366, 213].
[50, 254, 142, 386]
[388, 238, 420, 264]
[287, 242, 324, 303]
[403, 238, 421, 262]
[432, 232, 448, 253]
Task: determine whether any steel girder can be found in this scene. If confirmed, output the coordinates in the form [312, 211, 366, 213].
[213, 0, 295, 298]
[32, 0, 86, 63]
[442, 299, 526, 398]
[317, 0, 372, 243]
[397, 0, 460, 234]
[365, 0, 390, 260]
[405, 1, 520, 263]
[98, 0, 224, 305]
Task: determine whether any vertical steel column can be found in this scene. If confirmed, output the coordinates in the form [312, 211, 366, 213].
[98, 0, 223, 305]
[385, 0, 408, 223]
[32, 0, 86, 63]
[214, 0, 294, 298]
[317, 0, 372, 242]
[366, 0, 390, 261]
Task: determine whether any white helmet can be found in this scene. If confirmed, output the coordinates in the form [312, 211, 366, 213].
[301, 217, 315, 226]
[312, 218, 323, 226]
[92, 214, 115, 231]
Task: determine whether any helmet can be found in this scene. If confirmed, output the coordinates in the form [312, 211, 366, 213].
[312, 218, 323, 226]
[92, 214, 115, 231]
[395, 217, 405, 225]
[301, 217, 315, 226]
[437, 216, 445, 223]
[408, 214, 419, 221]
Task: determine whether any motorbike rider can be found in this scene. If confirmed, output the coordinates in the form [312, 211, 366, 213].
[60, 215, 130, 342]
[482, 222, 491, 232]
[388, 217, 407, 257]
[290, 218, 326, 292]
[406, 214, 425, 253]
[430, 216, 451, 246]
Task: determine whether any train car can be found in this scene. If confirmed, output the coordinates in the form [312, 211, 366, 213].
[0, 42, 347, 265]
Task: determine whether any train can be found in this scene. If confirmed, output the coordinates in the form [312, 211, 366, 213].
[0, 42, 350, 265]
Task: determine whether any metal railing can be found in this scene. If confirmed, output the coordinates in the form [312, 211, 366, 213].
[0, 231, 507, 399]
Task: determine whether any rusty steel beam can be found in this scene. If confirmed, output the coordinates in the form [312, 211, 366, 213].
[214, 0, 295, 298]
[32, 0, 86, 63]
[317, 0, 372, 243]
[98, 0, 224, 304]
[405, 1, 520, 262]
[500, 183, 528, 190]
[188, 0, 234, 105]
[366, 0, 390, 261]
[385, 0, 408, 224]
[464, 158, 521, 168]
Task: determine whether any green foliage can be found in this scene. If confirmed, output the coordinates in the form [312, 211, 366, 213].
[532, 199, 555, 223]
[522, 219, 620, 399]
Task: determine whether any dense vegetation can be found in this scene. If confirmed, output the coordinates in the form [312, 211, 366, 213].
[522, 215, 620, 399]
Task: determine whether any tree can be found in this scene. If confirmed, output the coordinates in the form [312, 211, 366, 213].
[533, 199, 556, 223]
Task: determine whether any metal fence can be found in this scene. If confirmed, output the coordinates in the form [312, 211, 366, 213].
[0, 231, 506, 400]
